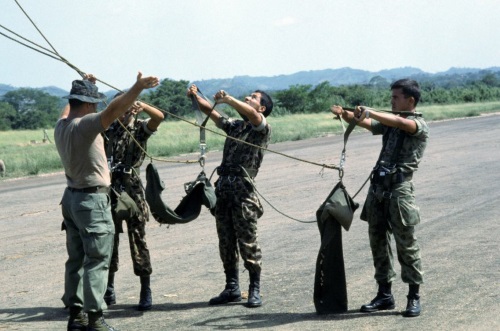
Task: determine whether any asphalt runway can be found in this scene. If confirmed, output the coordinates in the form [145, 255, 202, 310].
[0, 114, 499, 330]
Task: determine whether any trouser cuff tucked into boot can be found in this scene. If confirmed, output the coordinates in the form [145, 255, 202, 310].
[138, 275, 153, 311]
[87, 311, 118, 331]
[209, 269, 242, 305]
[67, 306, 88, 331]
[246, 271, 262, 308]
[403, 285, 421, 317]
[360, 282, 395, 312]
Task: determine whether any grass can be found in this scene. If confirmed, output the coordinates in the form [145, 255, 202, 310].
[1, 102, 499, 180]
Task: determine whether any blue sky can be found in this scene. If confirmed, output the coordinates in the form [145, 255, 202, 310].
[1, 0, 499, 90]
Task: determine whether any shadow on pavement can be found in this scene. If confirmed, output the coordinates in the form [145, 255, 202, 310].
[192, 309, 402, 329]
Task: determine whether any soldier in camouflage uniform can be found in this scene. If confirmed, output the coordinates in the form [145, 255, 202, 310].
[331, 79, 428, 317]
[187, 85, 273, 308]
[103, 94, 164, 311]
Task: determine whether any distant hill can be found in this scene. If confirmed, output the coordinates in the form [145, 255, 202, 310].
[2, 66, 500, 99]
[0, 84, 68, 98]
[190, 66, 500, 97]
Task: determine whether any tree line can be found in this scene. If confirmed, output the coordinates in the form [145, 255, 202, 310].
[1, 73, 500, 130]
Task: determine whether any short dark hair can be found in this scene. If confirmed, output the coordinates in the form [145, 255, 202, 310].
[390, 79, 421, 106]
[255, 90, 273, 117]
[68, 98, 85, 108]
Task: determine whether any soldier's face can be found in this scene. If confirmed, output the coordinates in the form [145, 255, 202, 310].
[245, 92, 265, 113]
[391, 88, 414, 112]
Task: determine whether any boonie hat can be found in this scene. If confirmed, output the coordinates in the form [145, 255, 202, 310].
[63, 80, 107, 103]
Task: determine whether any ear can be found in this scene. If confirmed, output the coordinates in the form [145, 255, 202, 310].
[258, 105, 266, 113]
[407, 96, 416, 107]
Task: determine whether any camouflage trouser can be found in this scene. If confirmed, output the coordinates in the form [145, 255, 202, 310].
[214, 176, 263, 274]
[360, 181, 423, 285]
[110, 183, 152, 277]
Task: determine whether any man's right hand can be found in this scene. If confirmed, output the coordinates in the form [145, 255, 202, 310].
[136, 72, 159, 90]
[84, 74, 97, 84]
[187, 84, 198, 97]
[330, 105, 344, 116]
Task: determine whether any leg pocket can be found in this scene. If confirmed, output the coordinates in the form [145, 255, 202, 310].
[395, 195, 421, 226]
[75, 193, 114, 234]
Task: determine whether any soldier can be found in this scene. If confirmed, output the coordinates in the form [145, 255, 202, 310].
[55, 72, 159, 331]
[103, 94, 164, 311]
[187, 85, 273, 308]
[330, 79, 429, 317]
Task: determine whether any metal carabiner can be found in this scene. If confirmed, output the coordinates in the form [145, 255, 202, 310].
[338, 151, 346, 179]
[199, 155, 205, 169]
[199, 143, 206, 169]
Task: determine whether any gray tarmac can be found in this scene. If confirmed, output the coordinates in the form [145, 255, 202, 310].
[0, 114, 499, 330]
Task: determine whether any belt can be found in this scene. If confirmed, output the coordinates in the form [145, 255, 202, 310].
[67, 186, 109, 194]
[371, 171, 413, 185]
[391, 171, 413, 183]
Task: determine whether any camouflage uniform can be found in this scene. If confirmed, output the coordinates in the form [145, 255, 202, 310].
[360, 116, 429, 285]
[214, 117, 271, 274]
[105, 119, 154, 277]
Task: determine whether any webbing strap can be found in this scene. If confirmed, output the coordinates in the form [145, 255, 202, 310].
[338, 118, 357, 179]
[190, 88, 218, 168]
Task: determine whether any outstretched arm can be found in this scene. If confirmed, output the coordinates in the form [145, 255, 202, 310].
[214, 90, 263, 127]
[354, 106, 418, 134]
[134, 101, 165, 131]
[187, 84, 221, 124]
[100, 72, 159, 129]
[331, 105, 372, 131]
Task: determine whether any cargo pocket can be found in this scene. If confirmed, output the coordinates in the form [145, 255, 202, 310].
[76, 193, 114, 235]
[396, 195, 420, 226]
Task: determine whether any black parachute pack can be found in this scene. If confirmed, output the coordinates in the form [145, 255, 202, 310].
[145, 162, 216, 225]
[314, 181, 359, 314]
[313, 115, 360, 314]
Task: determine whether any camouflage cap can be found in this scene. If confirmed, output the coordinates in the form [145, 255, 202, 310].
[62, 80, 106, 103]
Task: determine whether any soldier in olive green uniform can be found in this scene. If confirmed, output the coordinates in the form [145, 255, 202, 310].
[55, 72, 159, 331]
[187, 85, 273, 308]
[331, 79, 428, 317]
[103, 96, 164, 311]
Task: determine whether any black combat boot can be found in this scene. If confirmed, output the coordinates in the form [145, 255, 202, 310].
[103, 272, 116, 305]
[67, 306, 88, 331]
[246, 271, 262, 308]
[137, 275, 152, 311]
[360, 282, 396, 312]
[403, 284, 421, 317]
[87, 311, 118, 331]
[209, 269, 242, 305]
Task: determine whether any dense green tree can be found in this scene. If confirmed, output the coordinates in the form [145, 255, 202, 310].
[306, 82, 342, 113]
[273, 84, 311, 114]
[480, 72, 499, 87]
[142, 78, 192, 120]
[0, 102, 17, 130]
[1, 88, 60, 130]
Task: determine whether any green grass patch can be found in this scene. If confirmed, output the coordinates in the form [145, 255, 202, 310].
[0, 102, 499, 180]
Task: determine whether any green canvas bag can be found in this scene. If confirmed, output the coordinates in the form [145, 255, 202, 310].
[114, 190, 140, 221]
